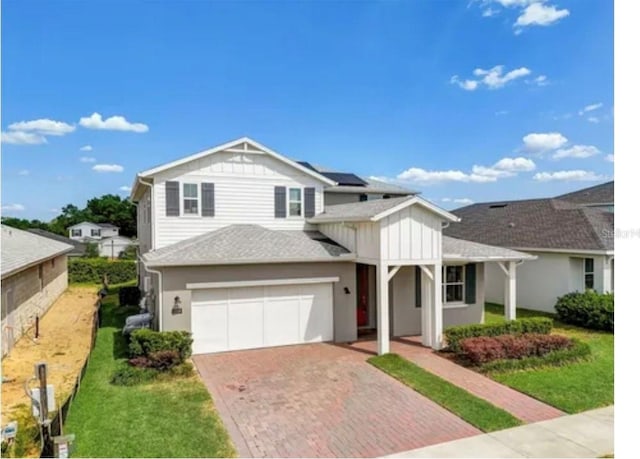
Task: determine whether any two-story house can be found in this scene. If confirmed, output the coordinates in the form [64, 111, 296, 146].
[131, 137, 534, 356]
[67, 222, 135, 258]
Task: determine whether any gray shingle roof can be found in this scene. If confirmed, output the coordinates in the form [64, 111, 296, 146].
[445, 195, 614, 252]
[555, 181, 613, 204]
[26, 229, 87, 257]
[443, 236, 536, 262]
[96, 223, 119, 229]
[2, 225, 73, 278]
[326, 178, 418, 196]
[143, 225, 353, 267]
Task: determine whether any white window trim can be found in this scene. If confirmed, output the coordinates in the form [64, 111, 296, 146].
[71, 229, 82, 237]
[442, 265, 465, 305]
[288, 187, 303, 218]
[584, 257, 595, 290]
[182, 182, 200, 217]
[91, 229, 101, 237]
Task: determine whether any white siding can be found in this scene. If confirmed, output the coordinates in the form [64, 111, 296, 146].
[380, 205, 441, 262]
[318, 223, 356, 252]
[137, 188, 152, 254]
[356, 222, 381, 260]
[153, 150, 326, 248]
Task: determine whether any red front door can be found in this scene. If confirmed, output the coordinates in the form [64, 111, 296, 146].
[356, 264, 369, 327]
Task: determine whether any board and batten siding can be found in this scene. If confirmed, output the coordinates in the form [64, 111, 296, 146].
[380, 205, 441, 262]
[137, 188, 153, 254]
[152, 151, 326, 249]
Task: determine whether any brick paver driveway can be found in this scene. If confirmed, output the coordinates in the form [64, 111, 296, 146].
[194, 343, 480, 458]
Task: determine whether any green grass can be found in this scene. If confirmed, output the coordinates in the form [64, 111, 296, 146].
[483, 303, 614, 413]
[368, 353, 522, 432]
[64, 288, 235, 458]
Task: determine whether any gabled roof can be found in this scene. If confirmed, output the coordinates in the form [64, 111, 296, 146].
[68, 221, 102, 230]
[27, 229, 87, 257]
[143, 225, 353, 267]
[96, 223, 119, 229]
[443, 236, 536, 262]
[308, 196, 460, 224]
[555, 181, 613, 205]
[2, 225, 73, 279]
[444, 191, 614, 253]
[133, 137, 337, 193]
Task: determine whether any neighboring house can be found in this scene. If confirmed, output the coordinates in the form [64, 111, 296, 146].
[1, 225, 73, 356]
[444, 181, 614, 313]
[27, 228, 87, 257]
[131, 137, 534, 356]
[97, 236, 137, 258]
[68, 222, 120, 240]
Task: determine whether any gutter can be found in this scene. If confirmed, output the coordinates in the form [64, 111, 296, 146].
[139, 255, 164, 331]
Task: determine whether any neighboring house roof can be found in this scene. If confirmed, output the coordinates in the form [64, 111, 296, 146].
[26, 229, 87, 257]
[444, 190, 614, 253]
[143, 225, 353, 267]
[443, 236, 536, 262]
[308, 196, 460, 224]
[68, 221, 119, 230]
[1, 225, 73, 279]
[96, 223, 119, 229]
[554, 181, 614, 205]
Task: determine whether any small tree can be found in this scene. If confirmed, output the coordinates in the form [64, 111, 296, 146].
[84, 242, 100, 258]
[118, 244, 138, 260]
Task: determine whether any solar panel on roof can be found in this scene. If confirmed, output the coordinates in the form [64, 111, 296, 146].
[321, 172, 368, 186]
[297, 161, 318, 172]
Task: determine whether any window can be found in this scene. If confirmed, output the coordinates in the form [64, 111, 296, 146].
[183, 183, 199, 215]
[289, 188, 302, 217]
[585, 258, 595, 290]
[91, 229, 101, 237]
[415, 266, 422, 308]
[442, 265, 464, 303]
[71, 229, 82, 237]
[359, 194, 368, 202]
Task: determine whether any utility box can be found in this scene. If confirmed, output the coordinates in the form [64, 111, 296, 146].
[53, 434, 75, 458]
[30, 385, 55, 418]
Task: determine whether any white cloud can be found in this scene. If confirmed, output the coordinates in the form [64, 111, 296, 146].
[1, 203, 26, 212]
[80, 156, 97, 163]
[587, 117, 600, 124]
[533, 170, 606, 182]
[605, 154, 614, 163]
[552, 145, 601, 160]
[397, 167, 497, 184]
[471, 165, 515, 178]
[522, 132, 568, 153]
[493, 157, 537, 171]
[493, 0, 537, 6]
[515, 2, 570, 29]
[49, 208, 60, 213]
[482, 7, 499, 17]
[579, 102, 603, 116]
[18, 169, 30, 176]
[1, 130, 47, 145]
[80, 145, 93, 151]
[8, 118, 75, 136]
[119, 186, 132, 192]
[79, 112, 149, 133]
[530, 75, 549, 86]
[92, 164, 124, 173]
[452, 65, 532, 90]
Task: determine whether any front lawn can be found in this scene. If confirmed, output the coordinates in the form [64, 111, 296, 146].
[64, 287, 235, 457]
[369, 354, 522, 432]
[483, 303, 614, 413]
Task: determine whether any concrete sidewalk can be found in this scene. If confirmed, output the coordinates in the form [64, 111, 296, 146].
[387, 406, 613, 458]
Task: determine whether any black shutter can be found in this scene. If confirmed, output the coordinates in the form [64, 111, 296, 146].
[415, 266, 422, 308]
[165, 181, 180, 216]
[465, 263, 477, 304]
[274, 186, 286, 218]
[304, 187, 315, 217]
[201, 183, 215, 217]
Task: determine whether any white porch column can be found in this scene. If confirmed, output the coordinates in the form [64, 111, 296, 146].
[504, 261, 517, 321]
[420, 265, 432, 347]
[376, 262, 390, 355]
[431, 263, 443, 350]
[602, 256, 613, 293]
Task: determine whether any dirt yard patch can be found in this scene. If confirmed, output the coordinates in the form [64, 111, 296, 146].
[1, 285, 99, 453]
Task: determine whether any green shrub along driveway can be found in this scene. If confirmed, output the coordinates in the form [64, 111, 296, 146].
[64, 287, 235, 458]
[483, 303, 614, 414]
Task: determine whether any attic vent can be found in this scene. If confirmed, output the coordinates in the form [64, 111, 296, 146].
[489, 203, 508, 209]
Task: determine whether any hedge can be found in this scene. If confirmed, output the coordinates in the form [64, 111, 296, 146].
[129, 329, 193, 363]
[69, 258, 137, 284]
[444, 317, 553, 352]
[459, 333, 573, 365]
[480, 339, 591, 373]
[555, 291, 614, 332]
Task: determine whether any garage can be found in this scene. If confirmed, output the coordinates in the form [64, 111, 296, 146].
[190, 279, 335, 354]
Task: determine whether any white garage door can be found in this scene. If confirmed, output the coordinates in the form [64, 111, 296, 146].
[191, 282, 334, 354]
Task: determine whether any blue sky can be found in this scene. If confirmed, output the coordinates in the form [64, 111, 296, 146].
[1, 0, 613, 219]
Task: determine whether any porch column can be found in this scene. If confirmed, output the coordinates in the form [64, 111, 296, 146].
[504, 261, 516, 321]
[376, 262, 390, 355]
[431, 262, 443, 349]
[602, 256, 613, 293]
[420, 265, 432, 347]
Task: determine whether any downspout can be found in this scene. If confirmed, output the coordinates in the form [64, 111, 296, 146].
[139, 256, 163, 331]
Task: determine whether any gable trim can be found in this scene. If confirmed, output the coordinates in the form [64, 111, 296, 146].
[372, 197, 460, 223]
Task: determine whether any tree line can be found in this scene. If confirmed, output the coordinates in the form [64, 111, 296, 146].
[1, 194, 137, 238]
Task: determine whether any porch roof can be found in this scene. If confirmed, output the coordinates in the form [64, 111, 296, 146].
[443, 236, 536, 262]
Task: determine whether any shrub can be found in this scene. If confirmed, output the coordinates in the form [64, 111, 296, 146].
[555, 291, 614, 332]
[445, 317, 553, 352]
[481, 339, 591, 373]
[169, 361, 194, 377]
[460, 333, 573, 365]
[69, 258, 137, 284]
[84, 242, 100, 258]
[110, 365, 158, 386]
[129, 329, 193, 363]
[129, 350, 181, 371]
[118, 244, 138, 260]
[119, 286, 142, 307]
